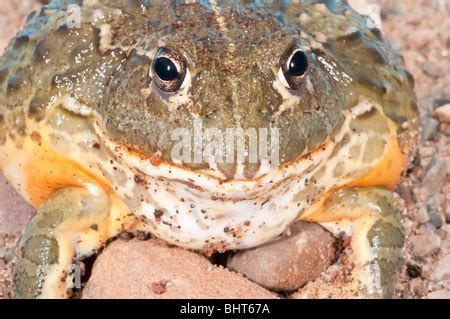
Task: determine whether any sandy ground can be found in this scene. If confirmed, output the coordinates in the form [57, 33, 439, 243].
[0, 0, 449, 299]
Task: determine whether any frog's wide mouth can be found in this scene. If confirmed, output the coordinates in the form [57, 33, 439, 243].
[90, 100, 391, 250]
[92, 118, 338, 250]
[93, 118, 334, 200]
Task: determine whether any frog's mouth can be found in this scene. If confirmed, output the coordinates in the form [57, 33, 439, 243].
[89, 97, 400, 250]
[92, 118, 336, 250]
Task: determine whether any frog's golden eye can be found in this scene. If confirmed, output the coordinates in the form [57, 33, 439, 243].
[279, 45, 310, 90]
[152, 48, 186, 92]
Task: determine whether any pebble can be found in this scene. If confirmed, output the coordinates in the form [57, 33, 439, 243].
[0, 173, 35, 233]
[413, 206, 430, 224]
[420, 116, 439, 141]
[433, 97, 450, 109]
[83, 239, 276, 299]
[431, 255, 450, 282]
[227, 222, 335, 292]
[445, 206, 450, 224]
[427, 289, 450, 299]
[423, 62, 441, 78]
[407, 29, 433, 50]
[426, 198, 443, 229]
[439, 122, 450, 136]
[434, 104, 450, 123]
[410, 278, 428, 297]
[443, 281, 450, 290]
[419, 146, 435, 158]
[3, 248, 13, 263]
[410, 234, 441, 257]
[421, 156, 447, 195]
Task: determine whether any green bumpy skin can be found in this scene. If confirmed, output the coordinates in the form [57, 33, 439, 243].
[309, 187, 405, 298]
[14, 187, 111, 298]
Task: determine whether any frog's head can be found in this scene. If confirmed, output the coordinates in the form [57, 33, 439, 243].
[98, 2, 350, 180]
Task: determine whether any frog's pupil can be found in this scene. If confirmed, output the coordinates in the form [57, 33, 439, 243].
[155, 57, 178, 81]
[288, 51, 308, 76]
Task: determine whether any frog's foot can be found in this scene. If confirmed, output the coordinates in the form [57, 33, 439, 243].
[304, 187, 405, 299]
[13, 186, 136, 299]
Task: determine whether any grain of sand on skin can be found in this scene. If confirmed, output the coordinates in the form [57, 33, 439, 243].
[0, 0, 449, 299]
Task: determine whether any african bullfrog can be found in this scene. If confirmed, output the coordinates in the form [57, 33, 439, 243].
[0, 0, 418, 298]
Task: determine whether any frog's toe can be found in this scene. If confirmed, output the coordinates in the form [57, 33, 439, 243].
[312, 187, 405, 299]
[13, 186, 113, 298]
[364, 219, 404, 298]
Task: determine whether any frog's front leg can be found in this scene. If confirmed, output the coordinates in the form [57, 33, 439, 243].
[13, 186, 135, 299]
[304, 187, 405, 299]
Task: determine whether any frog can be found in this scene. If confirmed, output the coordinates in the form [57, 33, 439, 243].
[0, 0, 418, 299]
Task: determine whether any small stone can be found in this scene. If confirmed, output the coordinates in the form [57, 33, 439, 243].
[434, 104, 450, 123]
[441, 224, 450, 239]
[227, 222, 335, 292]
[423, 62, 441, 78]
[413, 206, 430, 224]
[419, 146, 435, 158]
[151, 282, 167, 294]
[410, 277, 428, 297]
[427, 289, 450, 299]
[426, 198, 443, 229]
[443, 281, 450, 290]
[420, 116, 439, 141]
[445, 206, 450, 224]
[433, 97, 450, 109]
[428, 281, 444, 291]
[3, 248, 13, 263]
[0, 173, 35, 233]
[408, 29, 433, 50]
[410, 234, 441, 257]
[422, 222, 437, 234]
[439, 122, 450, 136]
[431, 255, 450, 281]
[421, 156, 447, 195]
[83, 239, 276, 299]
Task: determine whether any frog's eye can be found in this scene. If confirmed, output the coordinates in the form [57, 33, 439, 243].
[279, 46, 310, 90]
[152, 48, 186, 92]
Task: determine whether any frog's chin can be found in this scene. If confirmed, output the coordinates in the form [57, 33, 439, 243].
[93, 120, 335, 250]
